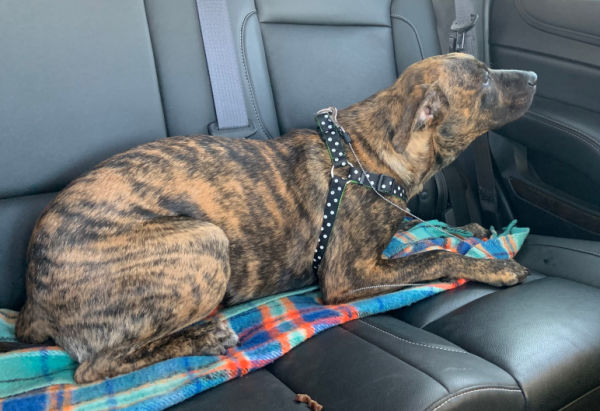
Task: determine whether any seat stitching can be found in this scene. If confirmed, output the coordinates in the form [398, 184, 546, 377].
[240, 10, 273, 139]
[526, 242, 600, 258]
[141, 0, 169, 137]
[390, 15, 425, 60]
[346, 325, 450, 393]
[559, 384, 600, 410]
[416, 279, 549, 330]
[358, 320, 467, 353]
[429, 387, 523, 411]
[259, 21, 391, 28]
[264, 368, 305, 396]
[525, 110, 600, 155]
[417, 276, 548, 329]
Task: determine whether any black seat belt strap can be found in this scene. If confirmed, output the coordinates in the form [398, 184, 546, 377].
[433, 0, 500, 227]
[473, 133, 500, 226]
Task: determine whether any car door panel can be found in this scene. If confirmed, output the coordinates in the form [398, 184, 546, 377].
[489, 0, 600, 240]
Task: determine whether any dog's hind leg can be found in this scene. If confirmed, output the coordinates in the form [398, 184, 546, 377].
[74, 317, 238, 383]
[30, 217, 234, 383]
[15, 300, 53, 344]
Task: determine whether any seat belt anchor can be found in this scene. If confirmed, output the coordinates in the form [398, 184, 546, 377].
[449, 13, 479, 53]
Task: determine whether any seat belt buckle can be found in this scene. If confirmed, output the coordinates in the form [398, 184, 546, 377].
[208, 120, 257, 139]
[449, 13, 479, 53]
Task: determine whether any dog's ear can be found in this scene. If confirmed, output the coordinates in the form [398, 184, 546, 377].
[390, 84, 427, 151]
[412, 83, 449, 132]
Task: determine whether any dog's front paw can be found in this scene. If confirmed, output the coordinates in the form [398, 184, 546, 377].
[193, 319, 239, 356]
[483, 259, 529, 287]
[74, 360, 98, 384]
[214, 320, 239, 349]
[460, 223, 492, 239]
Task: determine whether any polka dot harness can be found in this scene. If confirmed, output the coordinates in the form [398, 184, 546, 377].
[312, 107, 408, 274]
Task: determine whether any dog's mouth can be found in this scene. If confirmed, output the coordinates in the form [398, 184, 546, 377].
[513, 92, 534, 107]
[489, 88, 536, 129]
[508, 76, 537, 116]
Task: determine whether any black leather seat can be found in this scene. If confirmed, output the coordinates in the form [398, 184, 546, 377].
[1, 1, 599, 410]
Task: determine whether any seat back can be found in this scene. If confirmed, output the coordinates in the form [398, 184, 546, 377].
[0, 0, 171, 309]
[0, 0, 443, 310]
[254, 0, 441, 132]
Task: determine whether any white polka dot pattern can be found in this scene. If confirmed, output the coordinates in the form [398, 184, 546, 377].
[311, 108, 409, 274]
[347, 167, 407, 201]
[315, 113, 349, 167]
[312, 176, 347, 273]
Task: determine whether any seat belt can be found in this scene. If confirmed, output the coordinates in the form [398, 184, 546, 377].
[433, 0, 501, 227]
[451, 0, 501, 228]
[195, 0, 255, 138]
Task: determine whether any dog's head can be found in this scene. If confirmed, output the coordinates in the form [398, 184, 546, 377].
[364, 53, 536, 193]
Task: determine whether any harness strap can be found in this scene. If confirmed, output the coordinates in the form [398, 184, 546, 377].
[312, 176, 348, 272]
[348, 167, 407, 199]
[311, 108, 408, 274]
[315, 110, 350, 168]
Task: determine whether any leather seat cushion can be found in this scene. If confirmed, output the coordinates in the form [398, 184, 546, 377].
[396, 274, 600, 410]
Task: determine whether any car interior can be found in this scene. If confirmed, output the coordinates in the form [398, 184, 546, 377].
[1, 0, 599, 410]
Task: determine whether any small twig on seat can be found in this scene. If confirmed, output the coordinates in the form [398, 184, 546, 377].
[295, 393, 324, 411]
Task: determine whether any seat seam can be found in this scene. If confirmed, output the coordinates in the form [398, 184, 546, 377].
[525, 110, 600, 155]
[240, 10, 273, 139]
[559, 384, 600, 410]
[390, 15, 425, 60]
[345, 325, 450, 393]
[141, 0, 169, 137]
[270, 325, 450, 394]
[259, 21, 392, 28]
[414, 289, 499, 329]
[358, 319, 467, 354]
[413, 276, 548, 329]
[525, 242, 600, 258]
[427, 386, 523, 411]
[264, 368, 305, 396]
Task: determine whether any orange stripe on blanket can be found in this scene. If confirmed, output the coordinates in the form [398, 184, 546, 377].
[257, 304, 274, 340]
[507, 236, 518, 257]
[62, 387, 74, 411]
[236, 303, 303, 340]
[279, 298, 300, 353]
[395, 231, 417, 242]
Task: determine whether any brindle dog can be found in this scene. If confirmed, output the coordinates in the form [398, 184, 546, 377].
[16, 53, 537, 382]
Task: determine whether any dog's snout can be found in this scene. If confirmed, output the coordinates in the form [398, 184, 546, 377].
[527, 71, 538, 87]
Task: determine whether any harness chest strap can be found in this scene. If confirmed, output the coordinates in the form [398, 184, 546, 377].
[311, 108, 408, 274]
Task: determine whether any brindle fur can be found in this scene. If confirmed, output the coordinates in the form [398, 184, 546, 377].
[16, 54, 536, 382]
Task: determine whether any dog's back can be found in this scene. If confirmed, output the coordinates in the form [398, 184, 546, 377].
[17, 132, 328, 381]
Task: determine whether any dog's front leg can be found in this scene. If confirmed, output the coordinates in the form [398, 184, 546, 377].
[321, 250, 528, 304]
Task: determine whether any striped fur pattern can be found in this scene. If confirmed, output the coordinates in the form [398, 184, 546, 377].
[15, 54, 536, 382]
[0, 219, 528, 409]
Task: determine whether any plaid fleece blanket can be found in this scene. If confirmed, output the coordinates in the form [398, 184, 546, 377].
[0, 219, 528, 410]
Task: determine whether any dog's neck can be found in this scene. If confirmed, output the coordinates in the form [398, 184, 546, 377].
[337, 89, 441, 200]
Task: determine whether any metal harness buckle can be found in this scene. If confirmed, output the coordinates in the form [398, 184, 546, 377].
[316, 106, 352, 143]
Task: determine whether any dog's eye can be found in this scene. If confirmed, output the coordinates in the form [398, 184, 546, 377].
[483, 72, 491, 86]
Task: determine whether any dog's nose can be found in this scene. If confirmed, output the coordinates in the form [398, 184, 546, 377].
[527, 71, 538, 87]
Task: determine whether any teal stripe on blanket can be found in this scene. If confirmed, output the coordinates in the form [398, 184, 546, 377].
[0, 219, 528, 409]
